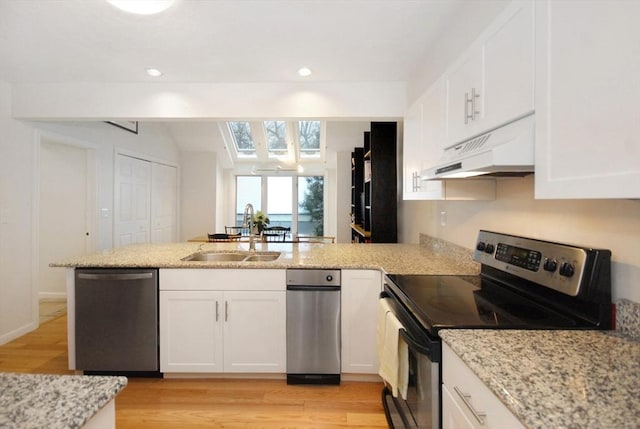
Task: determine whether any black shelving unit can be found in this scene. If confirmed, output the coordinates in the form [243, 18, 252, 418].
[351, 122, 397, 243]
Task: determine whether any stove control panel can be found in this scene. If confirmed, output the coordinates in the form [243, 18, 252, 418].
[473, 230, 592, 296]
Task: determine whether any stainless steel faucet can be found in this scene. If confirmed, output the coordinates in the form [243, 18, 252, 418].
[242, 203, 256, 252]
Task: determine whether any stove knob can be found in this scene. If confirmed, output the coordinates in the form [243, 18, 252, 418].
[559, 262, 575, 277]
[543, 258, 558, 272]
[476, 242, 486, 251]
[484, 244, 495, 254]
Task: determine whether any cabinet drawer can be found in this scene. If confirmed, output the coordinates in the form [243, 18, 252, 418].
[442, 343, 524, 429]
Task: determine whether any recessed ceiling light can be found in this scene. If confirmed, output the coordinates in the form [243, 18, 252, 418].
[297, 67, 312, 77]
[107, 0, 176, 15]
[146, 68, 163, 77]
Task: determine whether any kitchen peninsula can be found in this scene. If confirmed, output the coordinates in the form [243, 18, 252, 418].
[52, 237, 478, 378]
[51, 238, 477, 275]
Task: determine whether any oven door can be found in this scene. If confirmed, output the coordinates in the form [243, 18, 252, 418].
[381, 291, 441, 429]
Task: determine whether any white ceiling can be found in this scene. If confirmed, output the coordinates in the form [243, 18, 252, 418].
[0, 0, 467, 162]
[0, 0, 464, 84]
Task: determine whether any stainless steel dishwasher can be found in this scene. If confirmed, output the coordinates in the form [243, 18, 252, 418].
[286, 269, 341, 385]
[75, 268, 159, 375]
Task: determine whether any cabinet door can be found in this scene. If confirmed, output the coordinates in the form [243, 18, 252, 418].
[442, 343, 525, 429]
[403, 97, 424, 199]
[403, 80, 448, 200]
[444, 47, 484, 148]
[535, 0, 640, 198]
[223, 291, 286, 372]
[160, 290, 224, 373]
[483, 0, 534, 130]
[442, 384, 476, 429]
[341, 270, 381, 374]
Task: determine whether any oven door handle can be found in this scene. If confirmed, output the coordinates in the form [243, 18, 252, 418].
[399, 328, 432, 356]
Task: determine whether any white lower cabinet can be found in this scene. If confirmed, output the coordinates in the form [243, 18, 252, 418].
[341, 269, 381, 374]
[160, 290, 224, 372]
[159, 269, 286, 374]
[442, 343, 524, 429]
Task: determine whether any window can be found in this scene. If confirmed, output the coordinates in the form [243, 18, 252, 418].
[225, 120, 323, 163]
[267, 176, 292, 228]
[235, 174, 324, 236]
[298, 121, 321, 159]
[264, 121, 288, 158]
[298, 176, 324, 235]
[235, 176, 262, 225]
[228, 121, 256, 158]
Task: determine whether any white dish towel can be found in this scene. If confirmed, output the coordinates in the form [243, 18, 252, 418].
[376, 298, 409, 399]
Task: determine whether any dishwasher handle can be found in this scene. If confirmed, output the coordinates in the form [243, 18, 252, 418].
[287, 285, 340, 292]
[77, 272, 154, 281]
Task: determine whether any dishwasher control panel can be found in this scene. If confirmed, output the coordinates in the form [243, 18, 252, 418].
[286, 269, 341, 286]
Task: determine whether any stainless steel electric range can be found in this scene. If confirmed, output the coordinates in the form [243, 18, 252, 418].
[380, 230, 612, 429]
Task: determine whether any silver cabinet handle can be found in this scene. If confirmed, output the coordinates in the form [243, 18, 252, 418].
[464, 92, 470, 124]
[412, 171, 420, 192]
[471, 87, 481, 120]
[454, 386, 486, 425]
[225, 301, 228, 322]
[215, 301, 219, 322]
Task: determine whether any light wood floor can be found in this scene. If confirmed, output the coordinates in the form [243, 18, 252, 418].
[0, 314, 387, 428]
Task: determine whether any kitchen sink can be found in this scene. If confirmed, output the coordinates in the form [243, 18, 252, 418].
[243, 253, 281, 262]
[182, 251, 281, 263]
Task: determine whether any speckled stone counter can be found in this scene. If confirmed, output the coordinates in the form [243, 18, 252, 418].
[0, 373, 127, 429]
[440, 329, 640, 429]
[50, 238, 480, 276]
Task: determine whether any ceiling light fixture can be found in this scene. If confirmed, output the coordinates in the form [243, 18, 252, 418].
[146, 68, 163, 77]
[297, 67, 312, 77]
[107, 0, 176, 15]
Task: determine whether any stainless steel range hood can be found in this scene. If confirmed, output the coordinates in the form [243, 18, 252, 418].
[421, 113, 534, 180]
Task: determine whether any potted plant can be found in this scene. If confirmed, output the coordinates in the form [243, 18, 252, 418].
[252, 210, 270, 234]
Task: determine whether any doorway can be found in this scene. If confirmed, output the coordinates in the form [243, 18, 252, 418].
[38, 139, 93, 303]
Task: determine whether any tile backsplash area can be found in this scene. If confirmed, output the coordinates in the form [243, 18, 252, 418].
[616, 299, 640, 341]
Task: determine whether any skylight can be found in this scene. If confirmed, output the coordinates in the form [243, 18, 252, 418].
[228, 121, 256, 158]
[298, 121, 321, 158]
[223, 120, 324, 168]
[264, 121, 288, 158]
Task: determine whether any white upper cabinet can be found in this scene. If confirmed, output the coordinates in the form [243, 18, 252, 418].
[403, 79, 451, 200]
[482, 0, 534, 129]
[444, 48, 484, 147]
[534, 0, 640, 199]
[444, 0, 534, 149]
[403, 76, 495, 201]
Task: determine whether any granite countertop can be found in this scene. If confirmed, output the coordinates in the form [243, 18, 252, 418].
[440, 327, 640, 429]
[0, 373, 127, 429]
[50, 235, 480, 276]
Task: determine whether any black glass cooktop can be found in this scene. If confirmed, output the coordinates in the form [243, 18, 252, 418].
[386, 274, 579, 335]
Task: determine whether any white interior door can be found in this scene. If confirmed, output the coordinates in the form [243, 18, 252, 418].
[151, 163, 177, 243]
[114, 154, 151, 247]
[39, 140, 91, 299]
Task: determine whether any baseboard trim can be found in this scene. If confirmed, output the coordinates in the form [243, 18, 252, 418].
[39, 292, 67, 301]
[0, 321, 38, 346]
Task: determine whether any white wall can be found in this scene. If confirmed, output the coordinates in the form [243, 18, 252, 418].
[180, 151, 217, 240]
[12, 82, 406, 120]
[0, 101, 181, 343]
[34, 121, 180, 251]
[0, 81, 39, 343]
[399, 176, 640, 303]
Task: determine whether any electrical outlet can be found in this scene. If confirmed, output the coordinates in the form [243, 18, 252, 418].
[440, 211, 447, 226]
